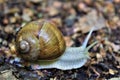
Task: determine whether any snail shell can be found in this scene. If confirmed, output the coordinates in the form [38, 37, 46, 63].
[15, 19, 97, 70]
[15, 20, 66, 61]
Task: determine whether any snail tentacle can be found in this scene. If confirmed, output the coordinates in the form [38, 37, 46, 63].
[81, 27, 98, 51]
[86, 41, 99, 51]
[82, 27, 95, 49]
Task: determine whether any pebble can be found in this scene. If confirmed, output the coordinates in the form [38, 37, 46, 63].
[65, 15, 76, 27]
[48, 7, 59, 16]
[16, 70, 42, 80]
[2, 40, 8, 46]
[4, 26, 13, 34]
[53, 1, 62, 9]
[22, 13, 31, 21]
[23, 8, 34, 17]
[103, 2, 115, 18]
[0, 70, 17, 80]
[0, 1, 120, 80]
[9, 17, 16, 23]
[3, 17, 9, 25]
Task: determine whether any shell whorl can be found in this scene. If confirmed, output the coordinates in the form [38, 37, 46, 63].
[19, 40, 30, 53]
[15, 20, 66, 61]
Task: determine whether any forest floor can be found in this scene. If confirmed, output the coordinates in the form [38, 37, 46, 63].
[0, 0, 120, 80]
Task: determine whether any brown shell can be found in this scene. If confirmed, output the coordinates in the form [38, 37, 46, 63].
[15, 19, 66, 61]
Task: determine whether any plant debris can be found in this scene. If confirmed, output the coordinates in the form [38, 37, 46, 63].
[0, 0, 120, 80]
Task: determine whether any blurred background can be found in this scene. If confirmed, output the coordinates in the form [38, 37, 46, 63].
[0, 0, 120, 47]
[0, 0, 120, 80]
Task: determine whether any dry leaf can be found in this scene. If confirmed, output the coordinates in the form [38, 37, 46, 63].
[105, 40, 120, 52]
[96, 53, 103, 62]
[64, 36, 74, 47]
[75, 9, 106, 33]
[109, 69, 118, 75]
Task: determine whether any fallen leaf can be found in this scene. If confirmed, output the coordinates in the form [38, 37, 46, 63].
[96, 53, 104, 62]
[105, 40, 120, 52]
[64, 36, 74, 47]
[109, 69, 118, 75]
[74, 9, 106, 33]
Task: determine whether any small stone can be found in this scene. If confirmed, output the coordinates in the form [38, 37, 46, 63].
[53, 1, 62, 8]
[78, 2, 86, 11]
[107, 16, 119, 29]
[9, 43, 16, 54]
[2, 40, 8, 46]
[48, 7, 59, 16]
[3, 18, 9, 25]
[9, 17, 16, 23]
[22, 13, 31, 22]
[103, 2, 115, 18]
[109, 69, 118, 75]
[65, 15, 76, 27]
[96, 53, 103, 62]
[117, 20, 120, 26]
[69, 8, 76, 15]
[23, 8, 34, 17]
[78, 2, 90, 12]
[4, 26, 13, 34]
[0, 70, 17, 80]
[37, 13, 43, 18]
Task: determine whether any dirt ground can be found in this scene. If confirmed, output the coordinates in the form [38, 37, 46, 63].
[0, 0, 120, 80]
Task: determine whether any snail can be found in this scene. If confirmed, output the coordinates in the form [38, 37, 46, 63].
[14, 19, 98, 70]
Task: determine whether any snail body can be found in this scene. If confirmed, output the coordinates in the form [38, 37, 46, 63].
[15, 19, 97, 70]
[35, 47, 88, 70]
